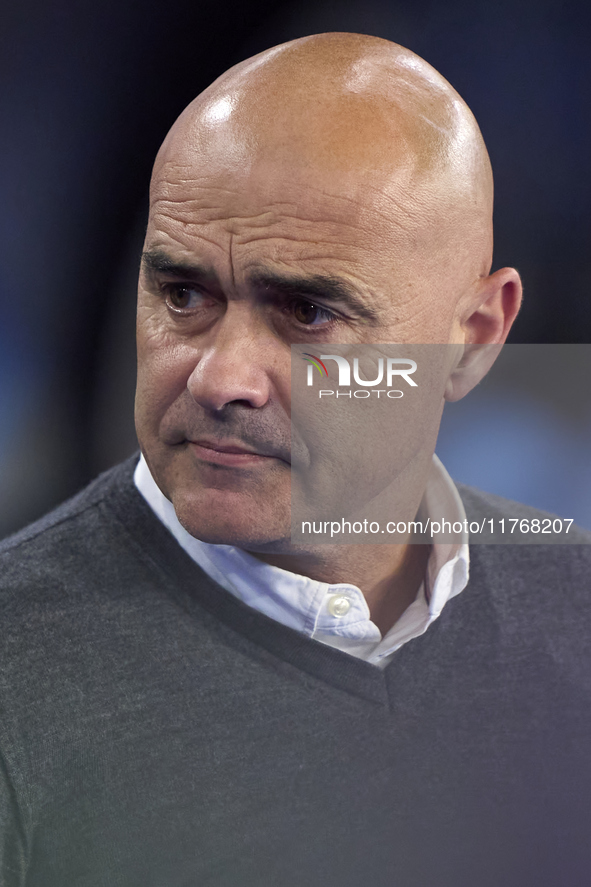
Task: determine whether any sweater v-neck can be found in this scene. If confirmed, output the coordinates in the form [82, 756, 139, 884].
[103, 456, 485, 710]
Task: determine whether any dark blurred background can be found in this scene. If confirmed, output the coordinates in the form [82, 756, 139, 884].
[1, 0, 590, 538]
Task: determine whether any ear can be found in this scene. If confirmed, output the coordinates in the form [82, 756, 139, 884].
[444, 267, 522, 403]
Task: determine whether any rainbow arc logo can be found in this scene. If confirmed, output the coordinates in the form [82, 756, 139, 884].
[301, 353, 328, 377]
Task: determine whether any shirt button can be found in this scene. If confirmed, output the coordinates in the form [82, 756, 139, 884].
[327, 594, 351, 617]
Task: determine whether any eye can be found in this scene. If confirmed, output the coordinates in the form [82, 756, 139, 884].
[290, 298, 337, 326]
[164, 285, 205, 311]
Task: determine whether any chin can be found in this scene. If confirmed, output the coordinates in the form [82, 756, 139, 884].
[171, 490, 291, 550]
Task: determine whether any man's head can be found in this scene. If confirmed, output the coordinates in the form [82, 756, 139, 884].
[134, 32, 522, 549]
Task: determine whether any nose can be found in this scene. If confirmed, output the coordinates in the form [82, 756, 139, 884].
[186, 309, 276, 412]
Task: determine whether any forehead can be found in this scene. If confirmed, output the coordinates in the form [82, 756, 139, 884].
[147, 151, 441, 278]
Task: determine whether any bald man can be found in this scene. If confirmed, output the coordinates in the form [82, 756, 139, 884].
[1, 33, 590, 887]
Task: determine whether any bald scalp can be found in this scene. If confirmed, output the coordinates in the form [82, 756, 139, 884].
[153, 33, 494, 278]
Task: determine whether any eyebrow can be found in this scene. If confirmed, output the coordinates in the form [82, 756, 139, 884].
[141, 249, 216, 282]
[249, 270, 380, 324]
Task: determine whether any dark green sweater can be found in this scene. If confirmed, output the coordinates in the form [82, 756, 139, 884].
[1, 456, 590, 886]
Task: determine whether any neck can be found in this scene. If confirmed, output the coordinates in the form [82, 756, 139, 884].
[251, 542, 431, 635]
[251, 452, 436, 634]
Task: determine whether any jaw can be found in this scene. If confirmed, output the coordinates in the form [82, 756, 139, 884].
[148, 442, 293, 547]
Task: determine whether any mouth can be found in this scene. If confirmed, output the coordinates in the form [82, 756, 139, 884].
[188, 439, 287, 467]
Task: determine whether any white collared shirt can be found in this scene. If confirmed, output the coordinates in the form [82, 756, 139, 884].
[134, 454, 469, 669]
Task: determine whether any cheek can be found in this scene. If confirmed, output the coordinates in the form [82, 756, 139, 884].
[135, 325, 196, 435]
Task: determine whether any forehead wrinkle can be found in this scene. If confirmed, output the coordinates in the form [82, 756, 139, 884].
[153, 172, 429, 246]
[151, 166, 248, 202]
